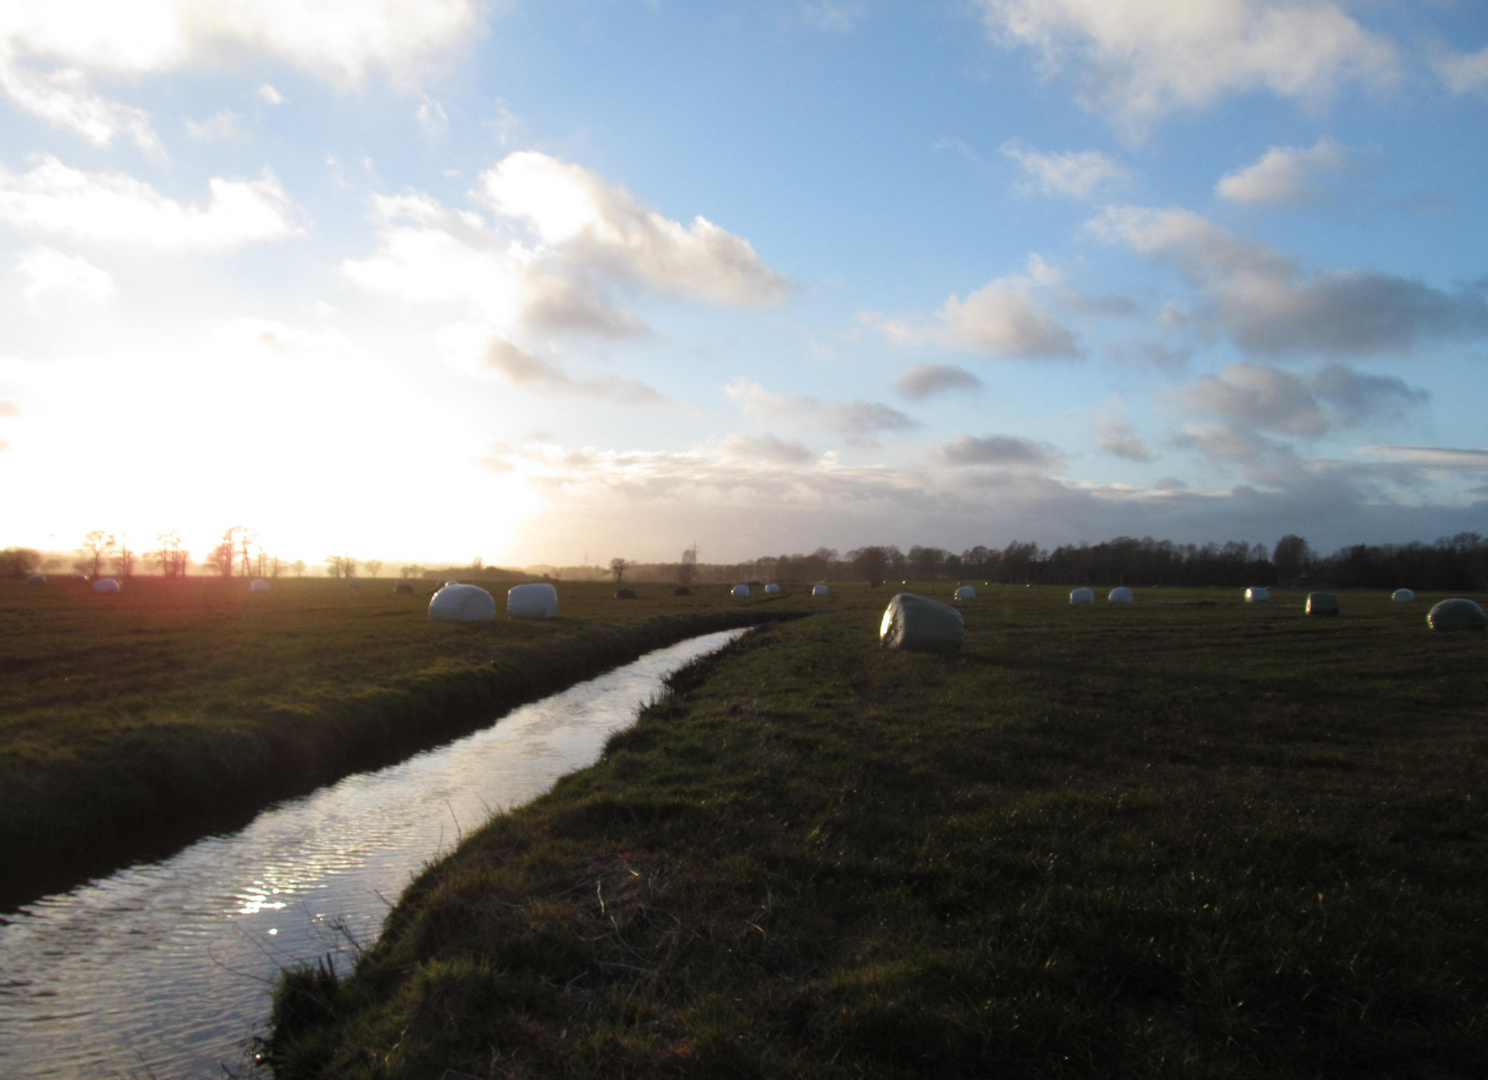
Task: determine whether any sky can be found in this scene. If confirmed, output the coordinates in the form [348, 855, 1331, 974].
[1, 0, 1486, 569]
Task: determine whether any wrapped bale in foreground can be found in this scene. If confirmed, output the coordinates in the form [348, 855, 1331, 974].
[1306, 592, 1340, 616]
[93, 578, 120, 594]
[1108, 586, 1133, 603]
[26, 574, 45, 585]
[812, 584, 828, 596]
[507, 582, 558, 619]
[731, 584, 750, 598]
[954, 585, 976, 601]
[1069, 587, 1094, 605]
[1392, 589, 1415, 602]
[1245, 587, 1269, 602]
[428, 583, 496, 622]
[1427, 598, 1487, 632]
[250, 578, 269, 593]
[765, 583, 781, 594]
[880, 593, 964, 653]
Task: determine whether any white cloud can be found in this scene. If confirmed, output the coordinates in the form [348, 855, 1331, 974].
[482, 338, 669, 406]
[895, 363, 984, 400]
[719, 433, 818, 465]
[803, 1, 868, 32]
[478, 152, 790, 307]
[1090, 205, 1488, 355]
[0, 60, 161, 153]
[16, 246, 114, 306]
[185, 109, 249, 142]
[933, 434, 1063, 469]
[1434, 45, 1488, 95]
[0, 154, 301, 250]
[1358, 445, 1488, 470]
[866, 255, 1082, 360]
[978, 0, 1397, 123]
[1000, 140, 1127, 198]
[1216, 137, 1347, 205]
[415, 96, 448, 134]
[0, 0, 483, 86]
[726, 379, 917, 443]
[257, 82, 285, 105]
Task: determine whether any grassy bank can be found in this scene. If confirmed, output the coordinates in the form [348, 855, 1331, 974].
[0, 577, 806, 908]
[266, 586, 1487, 1078]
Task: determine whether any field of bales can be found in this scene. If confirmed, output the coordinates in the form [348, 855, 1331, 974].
[0, 575, 801, 908]
[265, 583, 1488, 1079]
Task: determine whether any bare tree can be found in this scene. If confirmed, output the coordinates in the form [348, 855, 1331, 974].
[108, 533, 136, 578]
[325, 555, 346, 579]
[150, 530, 189, 578]
[292, 560, 306, 578]
[75, 530, 112, 578]
[609, 557, 629, 584]
[206, 532, 236, 577]
[678, 543, 698, 587]
[364, 559, 383, 578]
[400, 564, 424, 579]
[0, 548, 42, 577]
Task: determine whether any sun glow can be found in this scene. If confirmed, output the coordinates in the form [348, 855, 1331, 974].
[0, 319, 540, 567]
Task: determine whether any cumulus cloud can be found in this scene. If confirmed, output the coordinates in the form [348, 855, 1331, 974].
[726, 379, 918, 443]
[977, 0, 1397, 123]
[257, 82, 286, 105]
[1175, 362, 1426, 437]
[1090, 205, 1488, 356]
[1434, 45, 1488, 95]
[719, 433, 818, 465]
[17, 245, 114, 306]
[477, 152, 790, 307]
[1000, 140, 1127, 198]
[347, 153, 787, 341]
[0, 0, 482, 86]
[0, 154, 301, 250]
[894, 362, 983, 399]
[934, 433, 1063, 469]
[0, 60, 161, 153]
[1099, 421, 1154, 462]
[1217, 137, 1347, 205]
[482, 338, 668, 406]
[866, 255, 1082, 360]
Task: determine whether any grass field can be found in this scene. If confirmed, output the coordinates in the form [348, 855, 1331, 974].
[0, 575, 802, 907]
[262, 584, 1488, 1079]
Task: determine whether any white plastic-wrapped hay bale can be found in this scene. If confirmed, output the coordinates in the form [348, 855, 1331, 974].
[93, 578, 120, 594]
[765, 583, 781, 594]
[880, 593, 964, 653]
[1069, 587, 1094, 605]
[250, 578, 269, 593]
[1245, 587, 1269, 602]
[394, 581, 413, 594]
[507, 582, 558, 619]
[1427, 598, 1486, 632]
[1392, 588, 1415, 602]
[731, 584, 750, 598]
[1306, 592, 1340, 616]
[1108, 587, 1133, 604]
[954, 585, 976, 601]
[812, 584, 828, 596]
[26, 574, 45, 585]
[429, 583, 496, 622]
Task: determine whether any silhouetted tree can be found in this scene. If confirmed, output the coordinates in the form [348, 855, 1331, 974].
[75, 530, 111, 577]
[365, 559, 383, 578]
[678, 544, 698, 587]
[0, 548, 41, 577]
[1273, 535, 1314, 585]
[609, 557, 629, 584]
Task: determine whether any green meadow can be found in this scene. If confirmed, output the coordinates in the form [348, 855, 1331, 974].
[0, 576, 798, 907]
[263, 584, 1488, 1079]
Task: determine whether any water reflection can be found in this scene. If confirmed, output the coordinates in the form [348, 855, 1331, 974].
[0, 629, 744, 1079]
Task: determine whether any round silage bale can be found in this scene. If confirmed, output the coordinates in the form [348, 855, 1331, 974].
[1069, 587, 1094, 605]
[674, 586, 692, 596]
[1245, 587, 1269, 602]
[1392, 588, 1415, 602]
[731, 584, 750, 598]
[765, 583, 781, 594]
[26, 574, 46, 585]
[1427, 598, 1486, 632]
[93, 578, 120, 594]
[249, 578, 269, 593]
[880, 593, 964, 653]
[428, 583, 496, 622]
[1306, 592, 1340, 616]
[812, 584, 828, 596]
[954, 585, 976, 601]
[508, 582, 558, 619]
[394, 581, 413, 594]
[1108, 586, 1133, 604]
[615, 588, 638, 599]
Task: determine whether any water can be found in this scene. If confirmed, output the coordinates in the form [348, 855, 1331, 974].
[0, 628, 745, 1078]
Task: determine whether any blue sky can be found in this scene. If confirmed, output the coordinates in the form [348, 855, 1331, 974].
[1, 1, 1486, 568]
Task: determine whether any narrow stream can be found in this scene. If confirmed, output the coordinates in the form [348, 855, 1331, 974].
[0, 628, 745, 1079]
